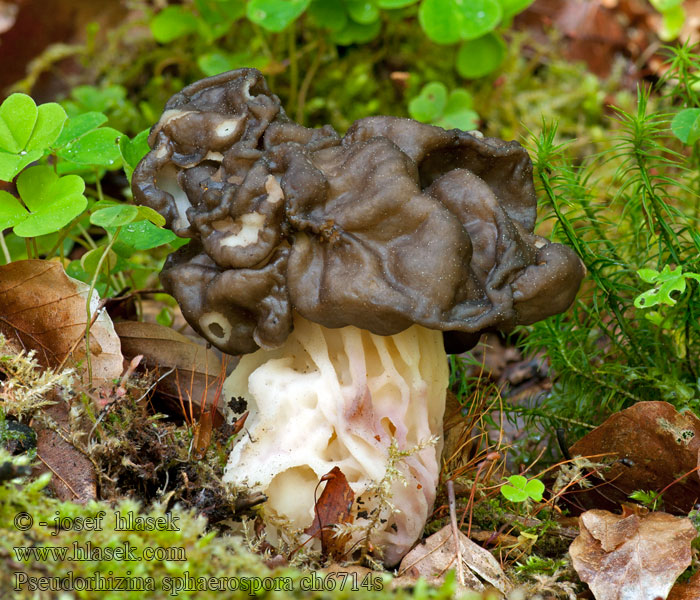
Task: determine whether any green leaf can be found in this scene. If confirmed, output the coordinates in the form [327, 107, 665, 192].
[197, 52, 269, 77]
[331, 17, 381, 44]
[659, 5, 685, 41]
[649, 0, 683, 10]
[54, 112, 108, 147]
[634, 265, 700, 309]
[377, 0, 418, 7]
[112, 220, 177, 253]
[57, 127, 122, 168]
[119, 129, 150, 169]
[456, 32, 506, 79]
[0, 149, 43, 182]
[247, 0, 311, 32]
[501, 475, 529, 502]
[136, 205, 166, 227]
[118, 129, 150, 182]
[308, 0, 348, 31]
[436, 89, 479, 130]
[150, 6, 200, 43]
[345, 0, 379, 24]
[0, 191, 28, 229]
[671, 108, 700, 145]
[13, 166, 87, 237]
[408, 82, 448, 123]
[25, 103, 67, 152]
[0, 94, 38, 153]
[90, 205, 140, 228]
[156, 307, 174, 327]
[80, 246, 119, 275]
[497, 0, 534, 20]
[419, 0, 502, 45]
[501, 475, 544, 503]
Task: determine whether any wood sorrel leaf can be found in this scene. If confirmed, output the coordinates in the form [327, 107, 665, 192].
[0, 94, 38, 153]
[25, 103, 67, 152]
[57, 127, 122, 168]
[13, 166, 87, 237]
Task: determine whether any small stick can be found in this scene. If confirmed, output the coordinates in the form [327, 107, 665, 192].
[446, 479, 465, 587]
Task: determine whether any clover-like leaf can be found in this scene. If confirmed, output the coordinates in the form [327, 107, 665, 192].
[150, 6, 200, 43]
[634, 265, 700, 309]
[25, 103, 67, 152]
[436, 89, 479, 131]
[671, 108, 700, 146]
[0, 191, 28, 230]
[0, 94, 38, 154]
[497, 0, 535, 20]
[501, 475, 545, 503]
[419, 0, 502, 45]
[456, 32, 506, 79]
[247, 0, 311, 32]
[12, 166, 87, 237]
[197, 51, 269, 77]
[90, 205, 140, 228]
[377, 0, 418, 7]
[408, 82, 448, 123]
[119, 129, 150, 183]
[331, 17, 381, 44]
[308, 0, 348, 31]
[54, 112, 108, 148]
[57, 127, 122, 168]
[345, 0, 379, 24]
[112, 220, 177, 254]
[0, 149, 43, 182]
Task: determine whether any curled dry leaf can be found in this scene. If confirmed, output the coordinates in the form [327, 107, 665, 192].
[396, 525, 511, 596]
[570, 509, 697, 600]
[115, 320, 229, 423]
[0, 260, 123, 503]
[569, 401, 700, 513]
[304, 466, 355, 560]
[0, 260, 122, 383]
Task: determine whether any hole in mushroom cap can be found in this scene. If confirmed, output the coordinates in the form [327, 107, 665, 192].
[199, 312, 232, 343]
[264, 175, 284, 205]
[156, 163, 191, 230]
[218, 213, 266, 248]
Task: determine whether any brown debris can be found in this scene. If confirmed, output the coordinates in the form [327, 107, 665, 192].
[570, 509, 696, 600]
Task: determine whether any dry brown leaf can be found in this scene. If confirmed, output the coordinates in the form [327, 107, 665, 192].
[570, 509, 696, 600]
[115, 321, 229, 422]
[0, 260, 125, 503]
[0, 260, 122, 383]
[35, 399, 96, 502]
[396, 525, 511, 596]
[569, 401, 700, 514]
[668, 570, 700, 600]
[304, 466, 355, 560]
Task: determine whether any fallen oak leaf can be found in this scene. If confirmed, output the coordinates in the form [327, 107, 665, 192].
[0, 260, 123, 503]
[570, 509, 697, 600]
[0, 259, 122, 384]
[304, 466, 355, 560]
[569, 401, 700, 514]
[396, 525, 511, 596]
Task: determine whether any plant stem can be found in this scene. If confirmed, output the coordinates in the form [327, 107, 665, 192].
[0, 232, 10, 264]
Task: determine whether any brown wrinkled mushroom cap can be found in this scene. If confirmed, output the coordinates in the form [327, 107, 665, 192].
[132, 68, 584, 356]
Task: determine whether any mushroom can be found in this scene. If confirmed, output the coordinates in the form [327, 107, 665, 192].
[133, 69, 584, 565]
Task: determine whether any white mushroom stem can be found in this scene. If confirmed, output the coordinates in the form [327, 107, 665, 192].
[222, 313, 448, 566]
